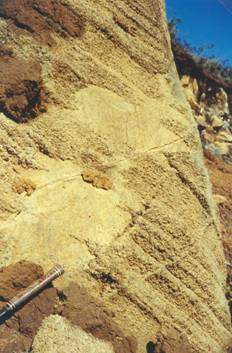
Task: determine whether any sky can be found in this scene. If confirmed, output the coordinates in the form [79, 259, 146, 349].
[165, 0, 232, 65]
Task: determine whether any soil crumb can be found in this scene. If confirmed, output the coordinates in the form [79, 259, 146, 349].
[82, 169, 113, 190]
[59, 283, 137, 353]
[0, 0, 86, 46]
[0, 261, 57, 353]
[0, 52, 46, 122]
[12, 178, 37, 196]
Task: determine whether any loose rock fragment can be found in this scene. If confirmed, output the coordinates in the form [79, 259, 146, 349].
[82, 169, 113, 190]
[12, 178, 37, 196]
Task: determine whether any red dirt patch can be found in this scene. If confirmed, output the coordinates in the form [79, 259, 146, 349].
[204, 151, 232, 322]
[204, 152, 232, 246]
[0, 45, 13, 58]
[59, 283, 137, 353]
[0, 261, 57, 353]
[0, 0, 86, 46]
[147, 328, 195, 353]
[0, 50, 46, 122]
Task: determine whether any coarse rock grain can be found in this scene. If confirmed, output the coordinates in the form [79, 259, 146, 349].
[0, 1, 230, 353]
[32, 315, 115, 353]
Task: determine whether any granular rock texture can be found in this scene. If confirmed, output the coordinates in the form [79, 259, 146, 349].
[0, 261, 57, 353]
[32, 315, 115, 353]
[0, 1, 231, 353]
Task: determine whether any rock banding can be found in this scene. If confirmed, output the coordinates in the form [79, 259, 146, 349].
[0, 1, 230, 352]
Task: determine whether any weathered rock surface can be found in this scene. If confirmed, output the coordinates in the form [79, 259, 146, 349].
[0, 1, 230, 352]
[32, 315, 115, 353]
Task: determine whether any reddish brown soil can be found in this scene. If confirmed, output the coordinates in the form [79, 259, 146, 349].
[0, 45, 13, 58]
[0, 47, 46, 122]
[59, 283, 137, 353]
[147, 328, 195, 353]
[0, 261, 57, 353]
[0, 0, 85, 46]
[204, 151, 232, 324]
[204, 152, 232, 249]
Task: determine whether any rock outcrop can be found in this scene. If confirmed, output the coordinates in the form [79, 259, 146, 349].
[173, 47, 232, 162]
[0, 1, 231, 352]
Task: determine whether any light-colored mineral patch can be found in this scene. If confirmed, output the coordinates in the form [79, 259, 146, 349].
[32, 315, 114, 353]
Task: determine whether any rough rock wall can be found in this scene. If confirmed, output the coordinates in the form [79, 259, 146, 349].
[0, 1, 231, 352]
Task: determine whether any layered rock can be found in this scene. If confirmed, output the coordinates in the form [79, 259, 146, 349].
[0, 1, 230, 352]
